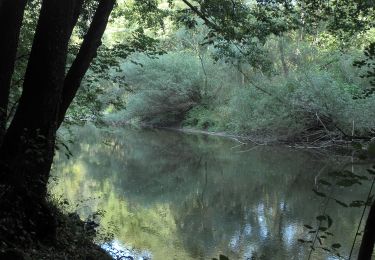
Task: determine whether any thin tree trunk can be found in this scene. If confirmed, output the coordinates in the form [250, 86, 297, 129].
[358, 201, 375, 259]
[278, 37, 289, 77]
[0, 0, 27, 144]
[58, 0, 115, 127]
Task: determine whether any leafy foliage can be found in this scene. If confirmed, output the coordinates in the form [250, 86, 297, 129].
[112, 53, 203, 126]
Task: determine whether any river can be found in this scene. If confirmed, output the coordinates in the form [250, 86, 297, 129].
[50, 126, 372, 260]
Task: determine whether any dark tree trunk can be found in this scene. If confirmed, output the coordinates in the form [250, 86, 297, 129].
[0, 0, 27, 144]
[0, 0, 80, 242]
[358, 201, 375, 259]
[58, 0, 115, 127]
[0, 0, 114, 244]
[0, 0, 78, 195]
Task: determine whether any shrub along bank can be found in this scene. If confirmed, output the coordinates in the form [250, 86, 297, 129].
[105, 37, 375, 143]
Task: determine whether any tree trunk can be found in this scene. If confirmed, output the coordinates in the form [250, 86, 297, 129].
[1, 0, 83, 194]
[58, 0, 115, 127]
[0, 0, 27, 144]
[0, 0, 114, 244]
[358, 200, 375, 259]
[278, 37, 289, 77]
[0, 0, 79, 242]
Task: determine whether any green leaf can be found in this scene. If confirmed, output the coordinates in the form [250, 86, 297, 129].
[326, 215, 333, 228]
[319, 227, 328, 232]
[367, 169, 375, 175]
[219, 255, 229, 260]
[318, 179, 332, 186]
[332, 243, 341, 249]
[304, 225, 313, 229]
[334, 199, 348, 208]
[355, 174, 369, 180]
[312, 189, 327, 198]
[336, 179, 361, 187]
[350, 200, 365, 207]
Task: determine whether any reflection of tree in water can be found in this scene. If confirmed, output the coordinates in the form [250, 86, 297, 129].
[52, 126, 370, 259]
[169, 148, 324, 259]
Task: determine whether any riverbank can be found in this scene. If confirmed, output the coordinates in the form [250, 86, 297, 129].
[103, 118, 374, 156]
[0, 192, 112, 260]
[145, 125, 374, 154]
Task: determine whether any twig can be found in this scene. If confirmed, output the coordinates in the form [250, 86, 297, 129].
[231, 143, 245, 150]
[181, 0, 220, 31]
[308, 188, 334, 260]
[230, 137, 247, 145]
[237, 146, 259, 153]
[315, 112, 332, 138]
[314, 164, 328, 186]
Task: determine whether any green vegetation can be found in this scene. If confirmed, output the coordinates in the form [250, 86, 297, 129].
[1, 0, 375, 259]
[92, 1, 375, 141]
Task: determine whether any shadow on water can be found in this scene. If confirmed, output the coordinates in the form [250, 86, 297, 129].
[50, 126, 370, 259]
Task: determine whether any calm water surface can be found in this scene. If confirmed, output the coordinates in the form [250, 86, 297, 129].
[50, 126, 371, 260]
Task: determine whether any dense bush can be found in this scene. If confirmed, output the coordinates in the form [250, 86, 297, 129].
[223, 69, 375, 137]
[106, 34, 375, 139]
[114, 53, 204, 126]
[106, 51, 240, 127]
[183, 37, 375, 138]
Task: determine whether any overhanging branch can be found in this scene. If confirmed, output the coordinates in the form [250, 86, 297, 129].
[58, 0, 116, 127]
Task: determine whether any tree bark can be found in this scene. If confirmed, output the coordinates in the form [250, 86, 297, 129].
[358, 200, 375, 260]
[0, 0, 27, 144]
[58, 0, 115, 127]
[0, 0, 84, 243]
[0, 0, 78, 199]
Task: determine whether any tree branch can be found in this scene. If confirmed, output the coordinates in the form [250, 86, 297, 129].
[181, 0, 220, 31]
[58, 0, 116, 127]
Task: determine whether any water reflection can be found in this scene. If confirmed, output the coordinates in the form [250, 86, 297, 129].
[50, 126, 369, 259]
[102, 240, 152, 260]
